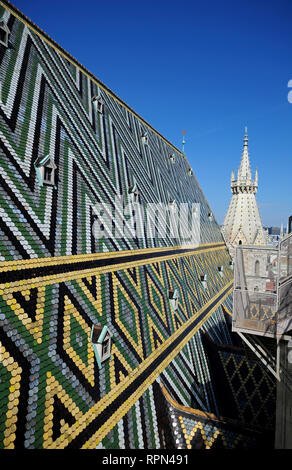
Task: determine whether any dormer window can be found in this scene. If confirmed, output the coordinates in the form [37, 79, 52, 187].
[92, 95, 103, 113]
[169, 289, 179, 311]
[188, 168, 193, 176]
[44, 166, 53, 183]
[128, 184, 139, 204]
[168, 199, 177, 213]
[97, 97, 103, 113]
[0, 19, 10, 48]
[34, 154, 57, 187]
[91, 324, 113, 369]
[218, 266, 224, 277]
[102, 338, 110, 356]
[200, 274, 208, 290]
[169, 154, 175, 164]
[141, 133, 148, 146]
[208, 212, 213, 221]
[229, 260, 234, 271]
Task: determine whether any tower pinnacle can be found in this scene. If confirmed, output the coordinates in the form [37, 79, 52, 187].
[237, 128, 252, 183]
[244, 127, 248, 145]
[222, 129, 266, 257]
[182, 130, 186, 154]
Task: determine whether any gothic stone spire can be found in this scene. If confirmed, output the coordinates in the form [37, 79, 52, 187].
[222, 129, 266, 257]
[232, 128, 257, 194]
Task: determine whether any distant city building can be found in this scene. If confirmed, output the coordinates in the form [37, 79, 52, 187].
[265, 225, 287, 246]
[221, 129, 267, 258]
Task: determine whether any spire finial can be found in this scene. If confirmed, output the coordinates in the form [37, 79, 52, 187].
[243, 127, 248, 146]
[237, 127, 252, 183]
[182, 130, 186, 154]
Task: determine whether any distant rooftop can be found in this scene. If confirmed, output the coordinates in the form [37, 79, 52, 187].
[264, 227, 287, 235]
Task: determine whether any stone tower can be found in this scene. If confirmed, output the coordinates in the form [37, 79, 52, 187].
[222, 129, 267, 258]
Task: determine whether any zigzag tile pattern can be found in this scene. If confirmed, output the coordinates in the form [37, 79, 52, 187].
[0, 1, 276, 449]
[0, 2, 221, 261]
[162, 383, 264, 449]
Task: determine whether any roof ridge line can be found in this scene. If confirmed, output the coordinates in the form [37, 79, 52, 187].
[0, 0, 186, 158]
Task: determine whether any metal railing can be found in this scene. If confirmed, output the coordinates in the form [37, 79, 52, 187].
[279, 232, 292, 281]
[232, 234, 292, 338]
[277, 232, 292, 334]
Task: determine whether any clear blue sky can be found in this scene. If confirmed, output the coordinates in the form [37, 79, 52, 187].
[11, 0, 292, 227]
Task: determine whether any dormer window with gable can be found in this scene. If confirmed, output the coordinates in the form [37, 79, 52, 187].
[168, 288, 179, 311]
[141, 133, 148, 146]
[128, 184, 139, 204]
[188, 168, 193, 176]
[92, 95, 103, 113]
[218, 266, 224, 277]
[200, 274, 208, 290]
[168, 200, 178, 217]
[34, 154, 57, 187]
[91, 324, 113, 369]
[169, 153, 175, 164]
[208, 212, 213, 221]
[0, 19, 10, 48]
